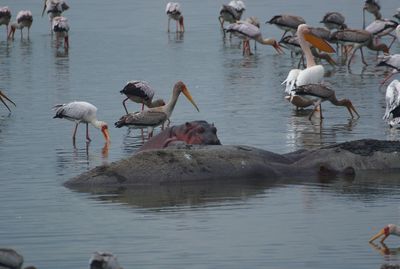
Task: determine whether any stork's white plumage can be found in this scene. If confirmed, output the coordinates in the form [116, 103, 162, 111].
[8, 10, 33, 40]
[228, 0, 246, 13]
[283, 24, 335, 109]
[166, 2, 184, 33]
[366, 19, 399, 48]
[225, 22, 283, 55]
[52, 16, 69, 49]
[0, 7, 11, 37]
[89, 251, 123, 269]
[377, 54, 400, 86]
[53, 101, 110, 143]
[42, 0, 69, 20]
[369, 224, 400, 243]
[383, 80, 400, 122]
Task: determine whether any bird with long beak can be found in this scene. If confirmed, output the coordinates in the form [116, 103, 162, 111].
[52, 16, 69, 49]
[8, 10, 33, 40]
[53, 101, 110, 144]
[0, 7, 11, 38]
[292, 84, 360, 120]
[115, 81, 199, 137]
[225, 22, 284, 55]
[363, 0, 381, 28]
[0, 90, 16, 112]
[369, 224, 400, 243]
[165, 2, 184, 33]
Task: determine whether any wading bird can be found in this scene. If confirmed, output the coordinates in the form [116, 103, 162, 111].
[8, 10, 33, 40]
[225, 21, 284, 55]
[53, 101, 110, 144]
[0, 90, 16, 112]
[166, 2, 184, 33]
[382, 80, 400, 127]
[89, 252, 123, 269]
[369, 224, 400, 243]
[120, 80, 165, 114]
[282, 24, 335, 97]
[52, 16, 69, 49]
[218, 0, 246, 28]
[115, 81, 199, 137]
[266, 14, 306, 40]
[363, 0, 381, 28]
[320, 12, 347, 30]
[292, 84, 360, 120]
[0, 7, 11, 37]
[330, 28, 389, 66]
[42, 0, 69, 28]
[365, 19, 399, 49]
[377, 54, 400, 86]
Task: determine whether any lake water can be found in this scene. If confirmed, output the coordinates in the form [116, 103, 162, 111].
[0, 0, 400, 268]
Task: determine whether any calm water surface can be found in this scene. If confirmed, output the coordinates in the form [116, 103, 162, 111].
[0, 0, 400, 268]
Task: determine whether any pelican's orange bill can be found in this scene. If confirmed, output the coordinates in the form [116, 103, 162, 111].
[304, 33, 336, 53]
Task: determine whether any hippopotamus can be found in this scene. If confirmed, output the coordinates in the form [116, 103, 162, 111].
[64, 138, 400, 189]
[138, 120, 221, 152]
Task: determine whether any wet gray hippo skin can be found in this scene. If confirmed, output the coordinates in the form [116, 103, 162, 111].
[64, 138, 400, 189]
[138, 120, 221, 152]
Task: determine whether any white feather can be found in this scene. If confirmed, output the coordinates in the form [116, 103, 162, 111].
[383, 80, 400, 120]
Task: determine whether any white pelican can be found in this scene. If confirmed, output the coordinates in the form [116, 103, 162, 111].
[320, 12, 346, 30]
[382, 80, 400, 126]
[377, 54, 400, 86]
[0, 90, 16, 112]
[120, 80, 165, 114]
[42, 0, 69, 21]
[291, 84, 359, 120]
[369, 224, 400, 243]
[366, 19, 399, 48]
[330, 29, 389, 66]
[52, 16, 69, 49]
[282, 24, 335, 96]
[0, 7, 11, 37]
[266, 14, 306, 40]
[363, 0, 381, 28]
[115, 81, 199, 137]
[8, 10, 33, 40]
[225, 22, 284, 55]
[53, 101, 110, 143]
[166, 2, 184, 33]
[89, 251, 123, 269]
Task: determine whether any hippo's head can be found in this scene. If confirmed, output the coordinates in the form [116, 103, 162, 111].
[171, 121, 221, 146]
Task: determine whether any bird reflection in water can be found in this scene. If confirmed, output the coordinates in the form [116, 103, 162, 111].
[167, 31, 184, 43]
[369, 241, 400, 257]
[121, 128, 146, 155]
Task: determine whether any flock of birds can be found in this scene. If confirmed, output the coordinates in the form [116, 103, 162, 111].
[0, 1, 399, 267]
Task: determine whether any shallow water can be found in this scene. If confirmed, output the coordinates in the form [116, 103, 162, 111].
[0, 0, 400, 268]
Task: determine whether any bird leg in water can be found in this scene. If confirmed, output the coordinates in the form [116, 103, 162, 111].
[167, 18, 171, 32]
[86, 123, 91, 142]
[309, 100, 322, 120]
[72, 123, 79, 144]
[122, 97, 129, 114]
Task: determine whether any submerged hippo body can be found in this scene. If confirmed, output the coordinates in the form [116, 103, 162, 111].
[138, 120, 221, 152]
[64, 139, 400, 189]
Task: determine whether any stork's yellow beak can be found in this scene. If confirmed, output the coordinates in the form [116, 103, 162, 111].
[182, 86, 200, 112]
[304, 33, 336, 53]
[369, 229, 385, 243]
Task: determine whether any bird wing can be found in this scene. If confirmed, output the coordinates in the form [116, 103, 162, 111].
[166, 2, 180, 14]
[16, 11, 33, 24]
[225, 22, 258, 39]
[115, 111, 167, 128]
[53, 101, 97, 122]
[52, 16, 69, 32]
[268, 14, 305, 29]
[121, 81, 155, 101]
[321, 12, 345, 25]
[377, 54, 400, 71]
[384, 80, 400, 120]
[293, 84, 334, 99]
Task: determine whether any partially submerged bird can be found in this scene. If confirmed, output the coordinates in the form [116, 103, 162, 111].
[266, 14, 306, 40]
[377, 54, 400, 86]
[0, 6, 11, 37]
[369, 224, 400, 243]
[291, 84, 360, 120]
[8, 10, 33, 40]
[120, 80, 165, 114]
[225, 21, 283, 55]
[53, 101, 110, 144]
[0, 90, 16, 112]
[115, 81, 199, 137]
[166, 2, 184, 33]
[382, 80, 400, 127]
[52, 16, 69, 49]
[89, 251, 123, 269]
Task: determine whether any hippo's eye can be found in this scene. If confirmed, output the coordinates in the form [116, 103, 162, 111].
[197, 127, 205, 133]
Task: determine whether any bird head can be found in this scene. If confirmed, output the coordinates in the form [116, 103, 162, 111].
[96, 121, 110, 142]
[343, 99, 360, 118]
[175, 81, 200, 112]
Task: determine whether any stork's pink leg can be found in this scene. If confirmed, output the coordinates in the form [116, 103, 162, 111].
[72, 123, 79, 143]
[122, 97, 129, 114]
[86, 123, 91, 142]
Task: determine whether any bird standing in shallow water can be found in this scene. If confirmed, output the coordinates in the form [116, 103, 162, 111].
[369, 224, 400, 243]
[42, 0, 69, 31]
[53, 101, 110, 144]
[8, 10, 33, 40]
[292, 84, 360, 120]
[120, 80, 165, 114]
[166, 2, 184, 33]
[0, 90, 16, 112]
[377, 54, 400, 86]
[266, 14, 306, 40]
[0, 7, 11, 37]
[115, 81, 199, 137]
[52, 16, 69, 49]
